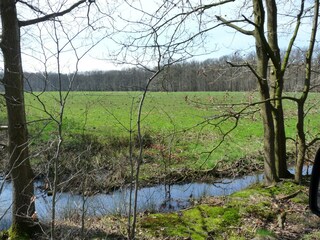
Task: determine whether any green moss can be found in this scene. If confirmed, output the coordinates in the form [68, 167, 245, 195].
[8, 225, 30, 240]
[231, 185, 271, 198]
[140, 205, 240, 239]
[221, 208, 240, 226]
[301, 231, 320, 240]
[291, 193, 309, 204]
[256, 228, 276, 237]
[0, 230, 9, 239]
[138, 179, 314, 239]
[140, 212, 180, 229]
[242, 202, 274, 220]
[227, 236, 246, 240]
[268, 181, 303, 196]
[232, 181, 304, 200]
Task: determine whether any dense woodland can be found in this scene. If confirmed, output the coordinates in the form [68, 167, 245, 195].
[23, 52, 320, 92]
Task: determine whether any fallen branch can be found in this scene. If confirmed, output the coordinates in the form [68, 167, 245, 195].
[277, 190, 301, 200]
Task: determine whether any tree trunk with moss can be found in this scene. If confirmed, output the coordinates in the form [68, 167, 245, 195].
[266, 0, 291, 179]
[295, 102, 306, 183]
[253, 0, 278, 185]
[269, 54, 291, 179]
[0, 0, 36, 236]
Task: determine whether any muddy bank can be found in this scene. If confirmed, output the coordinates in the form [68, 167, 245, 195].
[0, 132, 302, 195]
[30, 156, 266, 195]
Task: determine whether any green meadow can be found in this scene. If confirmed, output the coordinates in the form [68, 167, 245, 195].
[1, 91, 320, 233]
[2, 91, 320, 173]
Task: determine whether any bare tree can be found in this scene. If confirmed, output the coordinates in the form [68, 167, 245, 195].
[106, 1, 234, 238]
[294, 0, 319, 182]
[111, 0, 317, 187]
[216, 0, 317, 184]
[0, 0, 93, 237]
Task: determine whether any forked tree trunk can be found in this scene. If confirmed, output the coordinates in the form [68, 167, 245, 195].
[0, 0, 36, 235]
[253, 0, 278, 185]
[266, 0, 291, 179]
[272, 84, 291, 178]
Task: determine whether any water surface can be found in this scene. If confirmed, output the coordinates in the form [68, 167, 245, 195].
[0, 166, 310, 230]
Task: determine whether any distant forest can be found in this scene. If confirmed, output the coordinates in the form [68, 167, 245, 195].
[23, 53, 320, 92]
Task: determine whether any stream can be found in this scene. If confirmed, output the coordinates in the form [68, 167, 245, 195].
[0, 166, 310, 230]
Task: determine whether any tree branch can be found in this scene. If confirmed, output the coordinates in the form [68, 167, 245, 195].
[281, 0, 305, 73]
[17, 0, 46, 15]
[227, 60, 264, 82]
[308, 137, 320, 148]
[241, 14, 258, 28]
[216, 15, 254, 36]
[202, 0, 235, 9]
[19, 0, 87, 27]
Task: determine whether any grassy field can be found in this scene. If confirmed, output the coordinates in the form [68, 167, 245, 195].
[1, 91, 320, 185]
[5, 91, 320, 157]
[22, 92, 264, 167]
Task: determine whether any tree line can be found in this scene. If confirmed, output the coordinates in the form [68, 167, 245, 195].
[22, 52, 320, 92]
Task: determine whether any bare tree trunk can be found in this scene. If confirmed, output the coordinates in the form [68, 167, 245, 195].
[273, 103, 291, 177]
[130, 70, 161, 239]
[253, 0, 278, 185]
[0, 0, 36, 235]
[295, 102, 306, 183]
[265, 0, 291, 179]
[271, 70, 290, 178]
[295, 0, 319, 182]
[259, 85, 278, 185]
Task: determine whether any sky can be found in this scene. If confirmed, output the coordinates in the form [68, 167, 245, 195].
[8, 0, 315, 73]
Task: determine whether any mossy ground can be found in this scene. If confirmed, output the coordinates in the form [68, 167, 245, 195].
[139, 205, 240, 240]
[135, 180, 320, 239]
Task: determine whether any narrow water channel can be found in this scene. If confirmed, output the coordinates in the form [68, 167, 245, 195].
[0, 166, 310, 230]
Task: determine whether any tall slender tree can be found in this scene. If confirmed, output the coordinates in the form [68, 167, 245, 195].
[294, 0, 319, 183]
[216, 0, 312, 183]
[217, 0, 279, 184]
[1, 1, 36, 234]
[0, 0, 88, 236]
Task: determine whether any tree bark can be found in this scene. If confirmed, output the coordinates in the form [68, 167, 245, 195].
[265, 0, 291, 178]
[253, 0, 278, 185]
[295, 101, 306, 183]
[295, 0, 319, 182]
[0, 0, 36, 235]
